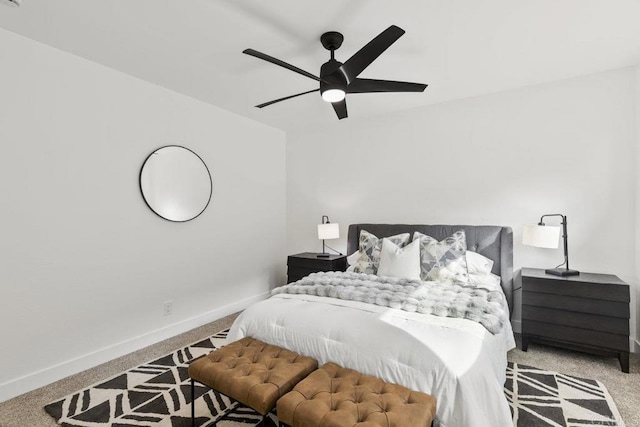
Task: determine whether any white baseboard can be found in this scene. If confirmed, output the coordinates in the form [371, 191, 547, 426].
[0, 292, 269, 403]
[632, 338, 640, 353]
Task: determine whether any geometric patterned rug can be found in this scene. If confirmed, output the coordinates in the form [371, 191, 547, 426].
[45, 329, 625, 427]
[44, 329, 278, 427]
[505, 363, 625, 426]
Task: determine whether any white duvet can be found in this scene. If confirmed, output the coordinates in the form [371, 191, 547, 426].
[228, 291, 515, 427]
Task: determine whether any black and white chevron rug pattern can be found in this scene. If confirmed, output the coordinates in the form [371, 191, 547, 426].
[45, 329, 624, 427]
[505, 362, 624, 426]
[45, 329, 278, 427]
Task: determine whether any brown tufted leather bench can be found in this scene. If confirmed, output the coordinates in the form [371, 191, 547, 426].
[277, 362, 436, 427]
[188, 337, 318, 426]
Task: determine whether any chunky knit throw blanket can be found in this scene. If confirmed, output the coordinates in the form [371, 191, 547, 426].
[272, 271, 506, 334]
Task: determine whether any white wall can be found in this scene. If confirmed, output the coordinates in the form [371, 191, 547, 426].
[287, 67, 637, 346]
[0, 28, 286, 401]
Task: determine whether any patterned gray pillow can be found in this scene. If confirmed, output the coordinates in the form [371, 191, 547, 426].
[413, 230, 469, 283]
[347, 230, 411, 275]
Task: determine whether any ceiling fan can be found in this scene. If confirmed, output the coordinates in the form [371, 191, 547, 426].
[243, 25, 428, 120]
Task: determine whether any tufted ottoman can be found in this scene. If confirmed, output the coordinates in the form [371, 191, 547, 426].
[188, 337, 318, 426]
[277, 362, 436, 427]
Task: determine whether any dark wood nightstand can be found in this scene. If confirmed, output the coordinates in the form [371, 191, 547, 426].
[287, 252, 347, 283]
[521, 268, 630, 372]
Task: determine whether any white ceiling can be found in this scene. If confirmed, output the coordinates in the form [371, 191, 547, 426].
[2, 0, 640, 132]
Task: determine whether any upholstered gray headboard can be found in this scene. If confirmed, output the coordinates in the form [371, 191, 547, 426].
[347, 224, 514, 314]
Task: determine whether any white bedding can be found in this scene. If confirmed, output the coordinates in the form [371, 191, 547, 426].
[228, 292, 516, 427]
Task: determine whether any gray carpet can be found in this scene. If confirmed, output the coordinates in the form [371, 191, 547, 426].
[0, 315, 638, 427]
[509, 337, 640, 426]
[0, 314, 238, 427]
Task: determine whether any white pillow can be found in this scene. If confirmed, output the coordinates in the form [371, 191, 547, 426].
[377, 238, 421, 280]
[346, 251, 360, 266]
[466, 250, 494, 275]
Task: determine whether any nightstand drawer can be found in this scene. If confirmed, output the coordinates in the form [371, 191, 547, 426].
[287, 257, 331, 269]
[287, 254, 347, 270]
[523, 277, 629, 302]
[522, 306, 629, 335]
[288, 266, 327, 281]
[523, 291, 629, 319]
[523, 320, 629, 352]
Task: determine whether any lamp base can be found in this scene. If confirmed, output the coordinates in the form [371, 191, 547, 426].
[316, 253, 331, 258]
[545, 268, 580, 277]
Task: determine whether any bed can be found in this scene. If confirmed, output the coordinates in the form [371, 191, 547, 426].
[228, 224, 515, 427]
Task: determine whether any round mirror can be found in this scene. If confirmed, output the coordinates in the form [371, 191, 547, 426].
[139, 146, 212, 222]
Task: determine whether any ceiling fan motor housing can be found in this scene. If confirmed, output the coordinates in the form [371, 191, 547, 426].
[320, 59, 347, 98]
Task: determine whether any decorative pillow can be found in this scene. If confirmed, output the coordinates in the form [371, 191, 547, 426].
[413, 230, 469, 283]
[377, 238, 421, 280]
[347, 230, 410, 275]
[466, 250, 494, 275]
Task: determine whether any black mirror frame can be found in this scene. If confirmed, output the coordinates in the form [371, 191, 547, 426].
[139, 145, 213, 223]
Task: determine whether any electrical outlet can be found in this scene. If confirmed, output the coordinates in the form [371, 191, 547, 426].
[163, 301, 173, 316]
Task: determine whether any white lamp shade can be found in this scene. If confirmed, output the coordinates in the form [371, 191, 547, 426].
[522, 224, 560, 249]
[318, 223, 340, 240]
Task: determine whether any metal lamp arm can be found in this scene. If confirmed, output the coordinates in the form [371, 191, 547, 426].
[539, 214, 569, 270]
[538, 213, 564, 225]
[321, 215, 330, 254]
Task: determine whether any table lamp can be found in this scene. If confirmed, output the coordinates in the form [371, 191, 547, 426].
[522, 214, 579, 276]
[317, 215, 339, 258]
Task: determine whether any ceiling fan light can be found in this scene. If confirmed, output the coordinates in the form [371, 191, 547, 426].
[321, 88, 346, 103]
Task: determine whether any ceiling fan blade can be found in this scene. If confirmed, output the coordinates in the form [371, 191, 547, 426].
[243, 48, 320, 82]
[347, 78, 427, 93]
[331, 99, 348, 120]
[337, 25, 405, 84]
[255, 88, 319, 108]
